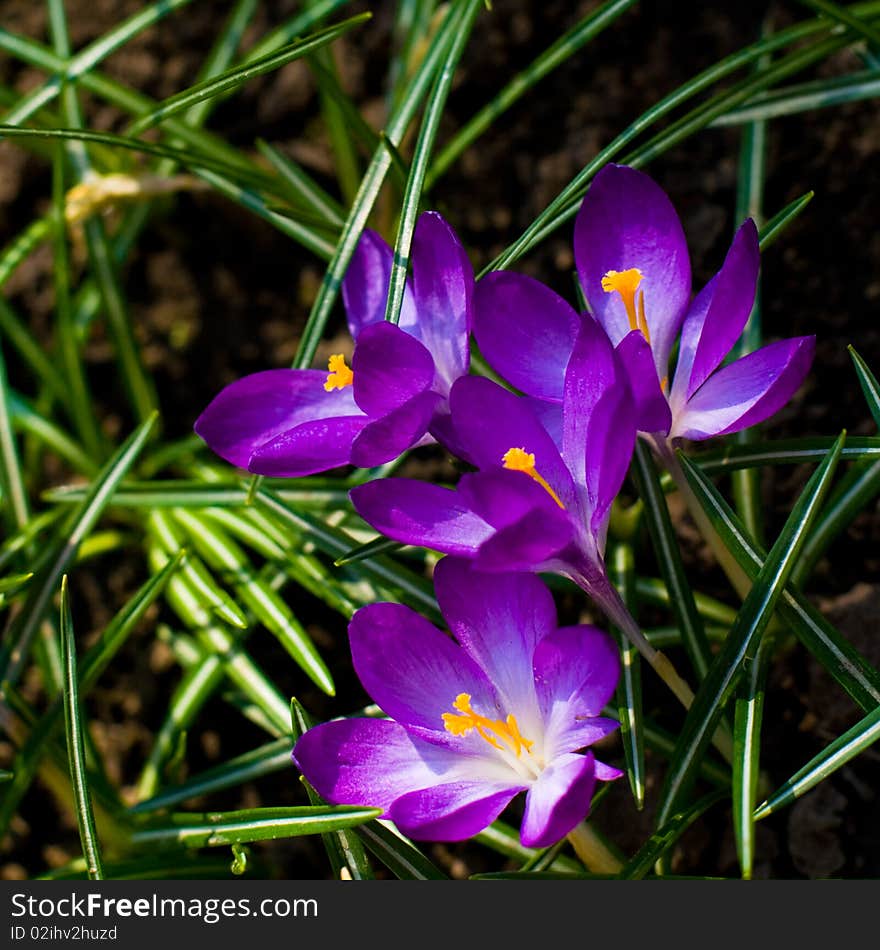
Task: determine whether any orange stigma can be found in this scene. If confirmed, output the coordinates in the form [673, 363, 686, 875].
[502, 447, 565, 509]
[442, 693, 533, 757]
[601, 268, 650, 342]
[324, 353, 353, 391]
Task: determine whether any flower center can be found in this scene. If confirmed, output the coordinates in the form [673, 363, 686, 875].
[601, 267, 650, 342]
[324, 353, 353, 391]
[502, 447, 565, 509]
[442, 693, 534, 757]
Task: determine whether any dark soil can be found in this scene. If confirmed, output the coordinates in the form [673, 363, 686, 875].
[1, 0, 880, 880]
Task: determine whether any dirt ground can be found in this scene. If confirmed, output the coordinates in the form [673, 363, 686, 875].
[1, 0, 880, 879]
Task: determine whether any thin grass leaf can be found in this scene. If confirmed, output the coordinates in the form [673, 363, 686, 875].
[126, 14, 371, 136]
[677, 450, 880, 712]
[731, 629, 777, 879]
[170, 507, 335, 695]
[39, 856, 249, 881]
[383, 0, 483, 327]
[757, 191, 815, 251]
[0, 0, 198, 126]
[334, 535, 406, 566]
[0, 342, 29, 533]
[356, 821, 449, 880]
[0, 552, 184, 838]
[754, 702, 880, 820]
[0, 411, 158, 687]
[657, 433, 845, 827]
[619, 789, 728, 880]
[131, 805, 382, 849]
[129, 737, 295, 816]
[695, 436, 880, 472]
[426, 0, 639, 187]
[291, 698, 374, 880]
[256, 139, 346, 228]
[632, 441, 714, 682]
[0, 215, 52, 291]
[795, 0, 880, 47]
[635, 577, 738, 628]
[713, 70, 880, 126]
[609, 542, 645, 811]
[0, 296, 67, 401]
[291, 0, 479, 373]
[148, 510, 247, 629]
[59, 576, 105, 880]
[253, 488, 439, 621]
[7, 392, 98, 476]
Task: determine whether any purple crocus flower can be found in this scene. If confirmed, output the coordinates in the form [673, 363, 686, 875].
[350, 318, 644, 640]
[574, 163, 815, 443]
[194, 211, 473, 476]
[293, 557, 622, 846]
[473, 164, 814, 451]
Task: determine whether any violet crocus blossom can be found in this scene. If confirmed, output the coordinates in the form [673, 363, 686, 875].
[350, 318, 642, 638]
[193, 211, 473, 477]
[573, 163, 815, 445]
[293, 557, 622, 846]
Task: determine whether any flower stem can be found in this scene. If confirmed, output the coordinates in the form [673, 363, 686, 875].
[566, 822, 623, 876]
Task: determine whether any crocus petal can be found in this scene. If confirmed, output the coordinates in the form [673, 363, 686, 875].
[474, 507, 575, 573]
[433, 557, 556, 720]
[595, 760, 625, 781]
[341, 228, 416, 339]
[194, 368, 359, 469]
[683, 218, 760, 399]
[520, 752, 597, 849]
[389, 781, 523, 842]
[671, 336, 815, 441]
[574, 163, 691, 377]
[473, 271, 581, 400]
[408, 211, 474, 387]
[350, 479, 495, 556]
[615, 330, 672, 435]
[532, 624, 621, 757]
[247, 413, 367, 476]
[349, 390, 442, 468]
[348, 602, 495, 734]
[450, 375, 577, 509]
[562, 320, 636, 530]
[293, 718, 461, 812]
[352, 321, 436, 416]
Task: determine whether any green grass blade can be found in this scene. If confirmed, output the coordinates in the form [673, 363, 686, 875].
[131, 805, 382, 849]
[426, 0, 638, 187]
[713, 70, 880, 126]
[356, 821, 449, 880]
[129, 737, 294, 815]
[383, 0, 483, 326]
[609, 542, 645, 810]
[754, 702, 880, 820]
[334, 535, 406, 566]
[656, 433, 845, 827]
[849, 344, 880, 426]
[254, 489, 439, 620]
[148, 510, 248, 629]
[632, 442, 713, 682]
[795, 0, 880, 46]
[291, 0, 480, 372]
[8, 392, 98, 476]
[757, 191, 815, 250]
[635, 577, 738, 628]
[291, 698, 374, 880]
[731, 31, 769, 545]
[0, 342, 29, 534]
[731, 629, 776, 879]
[126, 14, 371, 136]
[59, 576, 105, 880]
[255, 139, 346, 228]
[0, 411, 158, 686]
[676, 450, 880, 712]
[170, 508, 335, 695]
[0, 0, 198, 126]
[619, 788, 728, 880]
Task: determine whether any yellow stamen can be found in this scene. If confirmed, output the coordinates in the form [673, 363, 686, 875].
[501, 447, 565, 509]
[324, 353, 353, 391]
[442, 693, 534, 757]
[601, 267, 650, 342]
